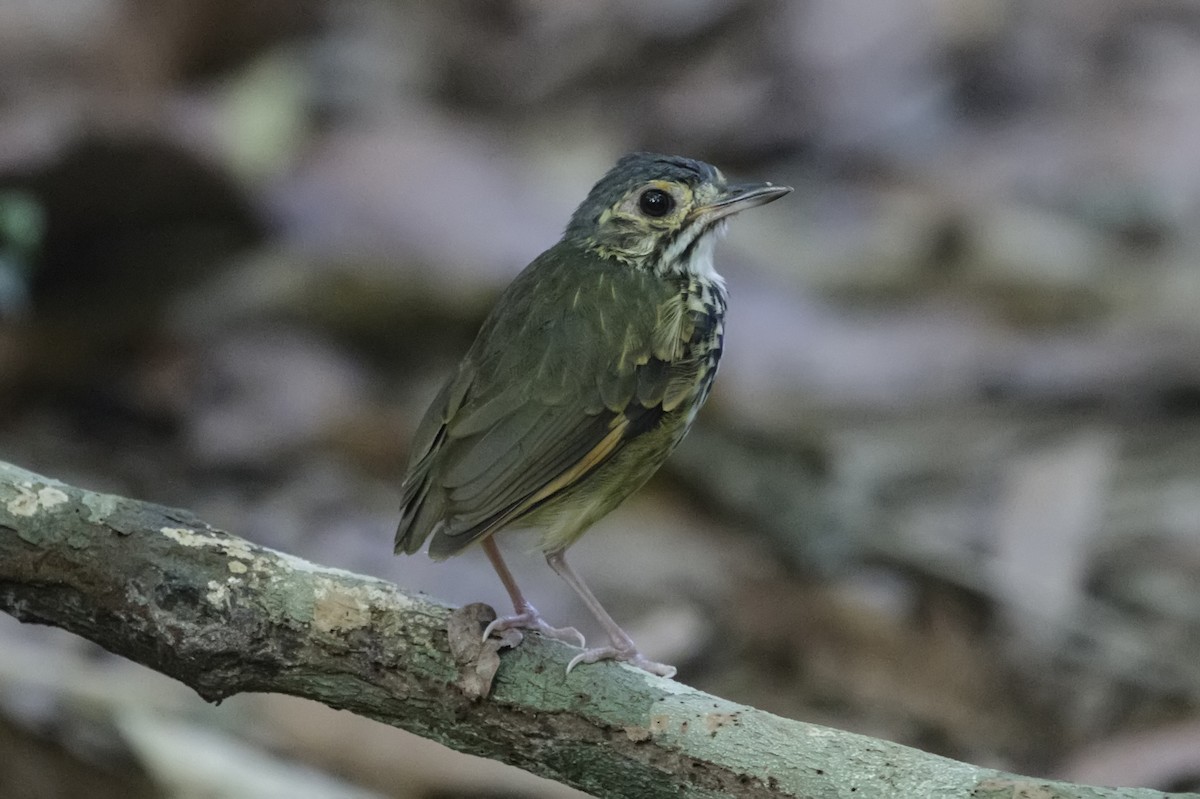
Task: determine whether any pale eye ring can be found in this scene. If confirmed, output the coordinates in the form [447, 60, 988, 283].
[638, 188, 675, 218]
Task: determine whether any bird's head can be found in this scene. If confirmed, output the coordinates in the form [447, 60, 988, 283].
[564, 152, 791, 277]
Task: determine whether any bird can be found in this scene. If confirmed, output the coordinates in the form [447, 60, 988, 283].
[395, 152, 790, 677]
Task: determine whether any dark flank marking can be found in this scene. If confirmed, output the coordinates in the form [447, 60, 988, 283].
[624, 397, 667, 437]
[677, 227, 710, 268]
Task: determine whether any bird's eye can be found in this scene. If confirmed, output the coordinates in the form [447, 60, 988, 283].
[638, 188, 675, 218]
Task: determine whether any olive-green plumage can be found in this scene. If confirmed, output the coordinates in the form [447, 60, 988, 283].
[397, 243, 724, 558]
[395, 152, 789, 676]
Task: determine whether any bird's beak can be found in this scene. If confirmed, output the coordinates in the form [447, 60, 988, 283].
[692, 182, 793, 222]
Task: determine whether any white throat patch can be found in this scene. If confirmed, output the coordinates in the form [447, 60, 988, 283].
[659, 219, 728, 285]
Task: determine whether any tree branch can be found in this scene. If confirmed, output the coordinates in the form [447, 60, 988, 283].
[0, 460, 1192, 799]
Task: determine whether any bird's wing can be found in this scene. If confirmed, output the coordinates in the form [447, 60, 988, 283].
[395, 248, 705, 558]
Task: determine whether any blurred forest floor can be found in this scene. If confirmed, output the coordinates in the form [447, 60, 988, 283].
[1, 1, 1200, 797]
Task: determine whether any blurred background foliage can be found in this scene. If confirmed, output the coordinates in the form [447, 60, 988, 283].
[2, 1, 1200, 796]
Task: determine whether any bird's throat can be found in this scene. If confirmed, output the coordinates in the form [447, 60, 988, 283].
[656, 220, 728, 285]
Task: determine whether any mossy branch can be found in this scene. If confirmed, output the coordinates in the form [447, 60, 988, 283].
[0, 460, 1192, 799]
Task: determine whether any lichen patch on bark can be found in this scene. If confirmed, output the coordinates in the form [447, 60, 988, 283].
[160, 526, 256, 561]
[703, 712, 740, 736]
[273, 550, 370, 580]
[312, 578, 375, 633]
[206, 579, 234, 606]
[5, 482, 69, 516]
[81, 492, 119, 523]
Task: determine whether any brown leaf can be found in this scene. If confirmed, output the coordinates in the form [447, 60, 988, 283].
[446, 603, 522, 700]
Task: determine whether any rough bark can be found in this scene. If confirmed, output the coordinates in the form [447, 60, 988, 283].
[0, 460, 1193, 799]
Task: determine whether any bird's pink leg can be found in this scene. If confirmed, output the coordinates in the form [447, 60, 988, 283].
[479, 538, 585, 646]
[545, 550, 676, 678]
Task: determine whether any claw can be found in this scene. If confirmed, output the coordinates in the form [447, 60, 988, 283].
[565, 645, 677, 678]
[482, 606, 586, 648]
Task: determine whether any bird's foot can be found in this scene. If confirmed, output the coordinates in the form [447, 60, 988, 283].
[482, 604, 586, 648]
[566, 645, 677, 679]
